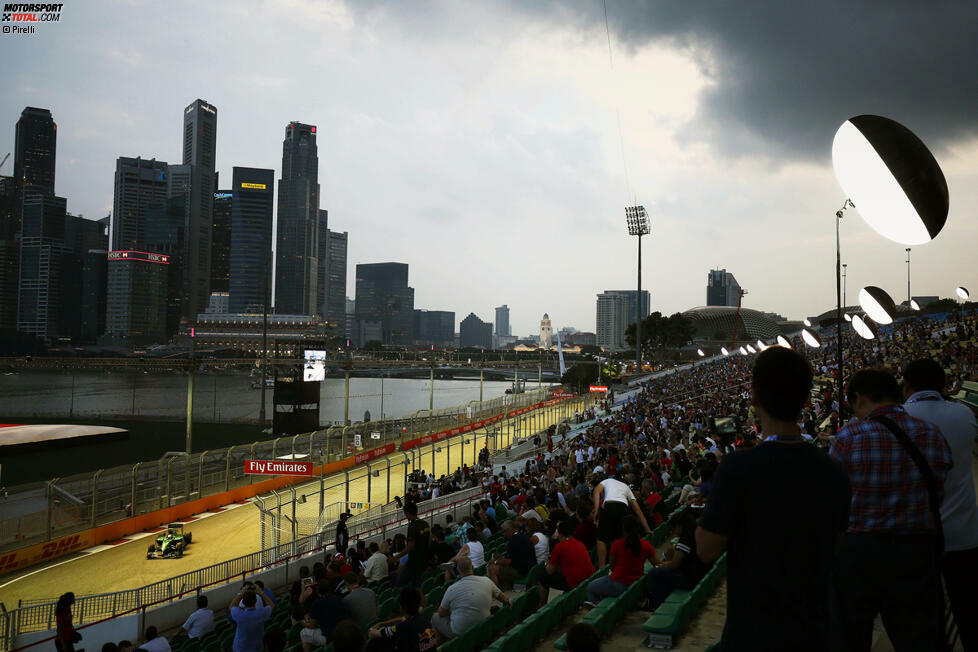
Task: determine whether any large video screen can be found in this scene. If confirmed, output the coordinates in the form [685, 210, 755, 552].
[304, 349, 326, 382]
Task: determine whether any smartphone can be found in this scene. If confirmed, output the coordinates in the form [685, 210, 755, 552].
[302, 577, 313, 587]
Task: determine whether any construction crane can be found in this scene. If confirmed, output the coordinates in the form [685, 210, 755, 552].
[729, 288, 749, 349]
[0, 153, 9, 173]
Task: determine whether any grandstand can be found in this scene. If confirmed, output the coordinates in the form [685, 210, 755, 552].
[2, 305, 975, 652]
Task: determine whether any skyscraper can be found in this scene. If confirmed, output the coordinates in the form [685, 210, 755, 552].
[414, 310, 455, 347]
[495, 305, 510, 336]
[229, 167, 274, 314]
[0, 176, 18, 330]
[14, 107, 56, 193]
[275, 121, 320, 315]
[211, 189, 232, 294]
[182, 99, 218, 318]
[144, 193, 187, 337]
[459, 313, 492, 349]
[17, 190, 67, 341]
[323, 229, 348, 331]
[110, 157, 169, 251]
[706, 269, 742, 307]
[354, 263, 414, 345]
[316, 208, 328, 317]
[595, 290, 650, 351]
[103, 250, 169, 346]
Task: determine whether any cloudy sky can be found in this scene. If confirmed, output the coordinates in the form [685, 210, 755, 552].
[2, 0, 976, 336]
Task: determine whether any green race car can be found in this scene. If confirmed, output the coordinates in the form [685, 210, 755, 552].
[147, 523, 193, 559]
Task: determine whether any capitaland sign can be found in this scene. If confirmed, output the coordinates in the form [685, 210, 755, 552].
[241, 182, 266, 189]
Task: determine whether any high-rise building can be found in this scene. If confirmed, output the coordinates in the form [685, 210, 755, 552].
[211, 190, 232, 294]
[316, 208, 328, 317]
[275, 121, 320, 315]
[80, 249, 107, 342]
[0, 176, 18, 330]
[539, 313, 552, 348]
[144, 193, 187, 337]
[228, 167, 274, 314]
[17, 191, 67, 341]
[707, 269, 742, 307]
[182, 99, 218, 318]
[59, 213, 107, 342]
[459, 313, 492, 349]
[103, 250, 169, 347]
[14, 107, 57, 193]
[110, 157, 169, 251]
[414, 310, 455, 348]
[323, 229, 348, 331]
[354, 262, 414, 345]
[495, 305, 510, 336]
[595, 290, 650, 351]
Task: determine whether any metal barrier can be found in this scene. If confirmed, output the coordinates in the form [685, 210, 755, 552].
[0, 487, 491, 651]
[0, 387, 558, 554]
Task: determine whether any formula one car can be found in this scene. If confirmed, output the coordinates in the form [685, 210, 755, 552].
[147, 523, 193, 559]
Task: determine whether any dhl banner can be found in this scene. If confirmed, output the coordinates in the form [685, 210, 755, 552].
[0, 531, 94, 574]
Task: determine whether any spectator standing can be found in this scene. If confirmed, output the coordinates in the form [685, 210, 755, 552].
[176, 596, 214, 640]
[137, 627, 170, 652]
[902, 358, 978, 650]
[54, 592, 76, 652]
[592, 472, 652, 567]
[229, 589, 272, 652]
[392, 501, 431, 588]
[432, 558, 510, 640]
[539, 520, 595, 605]
[488, 520, 536, 589]
[336, 512, 350, 556]
[585, 516, 657, 605]
[697, 347, 851, 651]
[341, 573, 378, 630]
[830, 368, 951, 651]
[363, 542, 388, 582]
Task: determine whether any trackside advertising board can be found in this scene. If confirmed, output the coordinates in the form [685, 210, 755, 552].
[244, 460, 315, 476]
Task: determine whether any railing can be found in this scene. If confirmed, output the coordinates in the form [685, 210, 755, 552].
[0, 487, 491, 650]
[0, 387, 556, 554]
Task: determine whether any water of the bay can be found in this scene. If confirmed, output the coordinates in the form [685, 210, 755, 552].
[0, 372, 518, 424]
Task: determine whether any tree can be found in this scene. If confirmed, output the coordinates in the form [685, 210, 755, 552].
[625, 312, 696, 357]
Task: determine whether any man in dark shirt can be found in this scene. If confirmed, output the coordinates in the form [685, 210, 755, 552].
[696, 347, 851, 651]
[489, 519, 536, 589]
[393, 500, 431, 588]
[429, 525, 455, 565]
[335, 512, 350, 555]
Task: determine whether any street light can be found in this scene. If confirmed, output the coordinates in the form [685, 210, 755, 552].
[833, 114, 948, 422]
[801, 329, 822, 348]
[626, 205, 650, 372]
[859, 286, 898, 325]
[851, 314, 878, 340]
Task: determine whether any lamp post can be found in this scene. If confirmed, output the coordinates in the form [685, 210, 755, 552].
[842, 264, 848, 310]
[625, 205, 650, 372]
[835, 199, 854, 420]
[905, 248, 911, 305]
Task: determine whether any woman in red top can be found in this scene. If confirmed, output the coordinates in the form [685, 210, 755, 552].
[55, 592, 76, 652]
[585, 517, 656, 605]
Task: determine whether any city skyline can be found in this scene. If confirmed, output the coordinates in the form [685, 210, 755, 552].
[2, 2, 976, 336]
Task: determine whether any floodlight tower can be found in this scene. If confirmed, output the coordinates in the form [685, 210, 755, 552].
[626, 206, 650, 371]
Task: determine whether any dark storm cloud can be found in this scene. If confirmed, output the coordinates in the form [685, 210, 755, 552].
[507, 1, 978, 161]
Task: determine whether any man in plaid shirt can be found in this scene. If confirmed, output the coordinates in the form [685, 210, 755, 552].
[830, 368, 952, 652]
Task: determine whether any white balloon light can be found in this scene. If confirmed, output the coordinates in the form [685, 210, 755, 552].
[776, 335, 791, 348]
[739, 346, 748, 356]
[957, 287, 970, 300]
[697, 348, 705, 357]
[844, 313, 852, 322]
[756, 339, 767, 351]
[803, 319, 812, 327]
[746, 344, 757, 354]
[910, 299, 921, 311]
[851, 314, 878, 340]
[721, 347, 729, 356]
[801, 328, 822, 348]
[859, 286, 897, 325]
[832, 115, 948, 245]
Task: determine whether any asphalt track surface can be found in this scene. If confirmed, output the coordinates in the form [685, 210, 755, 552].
[0, 404, 567, 607]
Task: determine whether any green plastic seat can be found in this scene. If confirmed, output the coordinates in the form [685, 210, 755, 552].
[642, 611, 683, 635]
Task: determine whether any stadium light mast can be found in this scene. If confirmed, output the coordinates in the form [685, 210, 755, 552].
[626, 205, 650, 372]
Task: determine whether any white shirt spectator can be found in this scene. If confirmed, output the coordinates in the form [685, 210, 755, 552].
[531, 531, 549, 564]
[363, 550, 389, 581]
[904, 390, 978, 551]
[439, 575, 504, 636]
[599, 478, 635, 505]
[466, 540, 485, 568]
[575, 448, 585, 464]
[587, 446, 595, 461]
[139, 637, 171, 652]
[182, 607, 214, 639]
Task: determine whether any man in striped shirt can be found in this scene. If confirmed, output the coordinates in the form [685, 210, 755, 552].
[830, 368, 952, 651]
